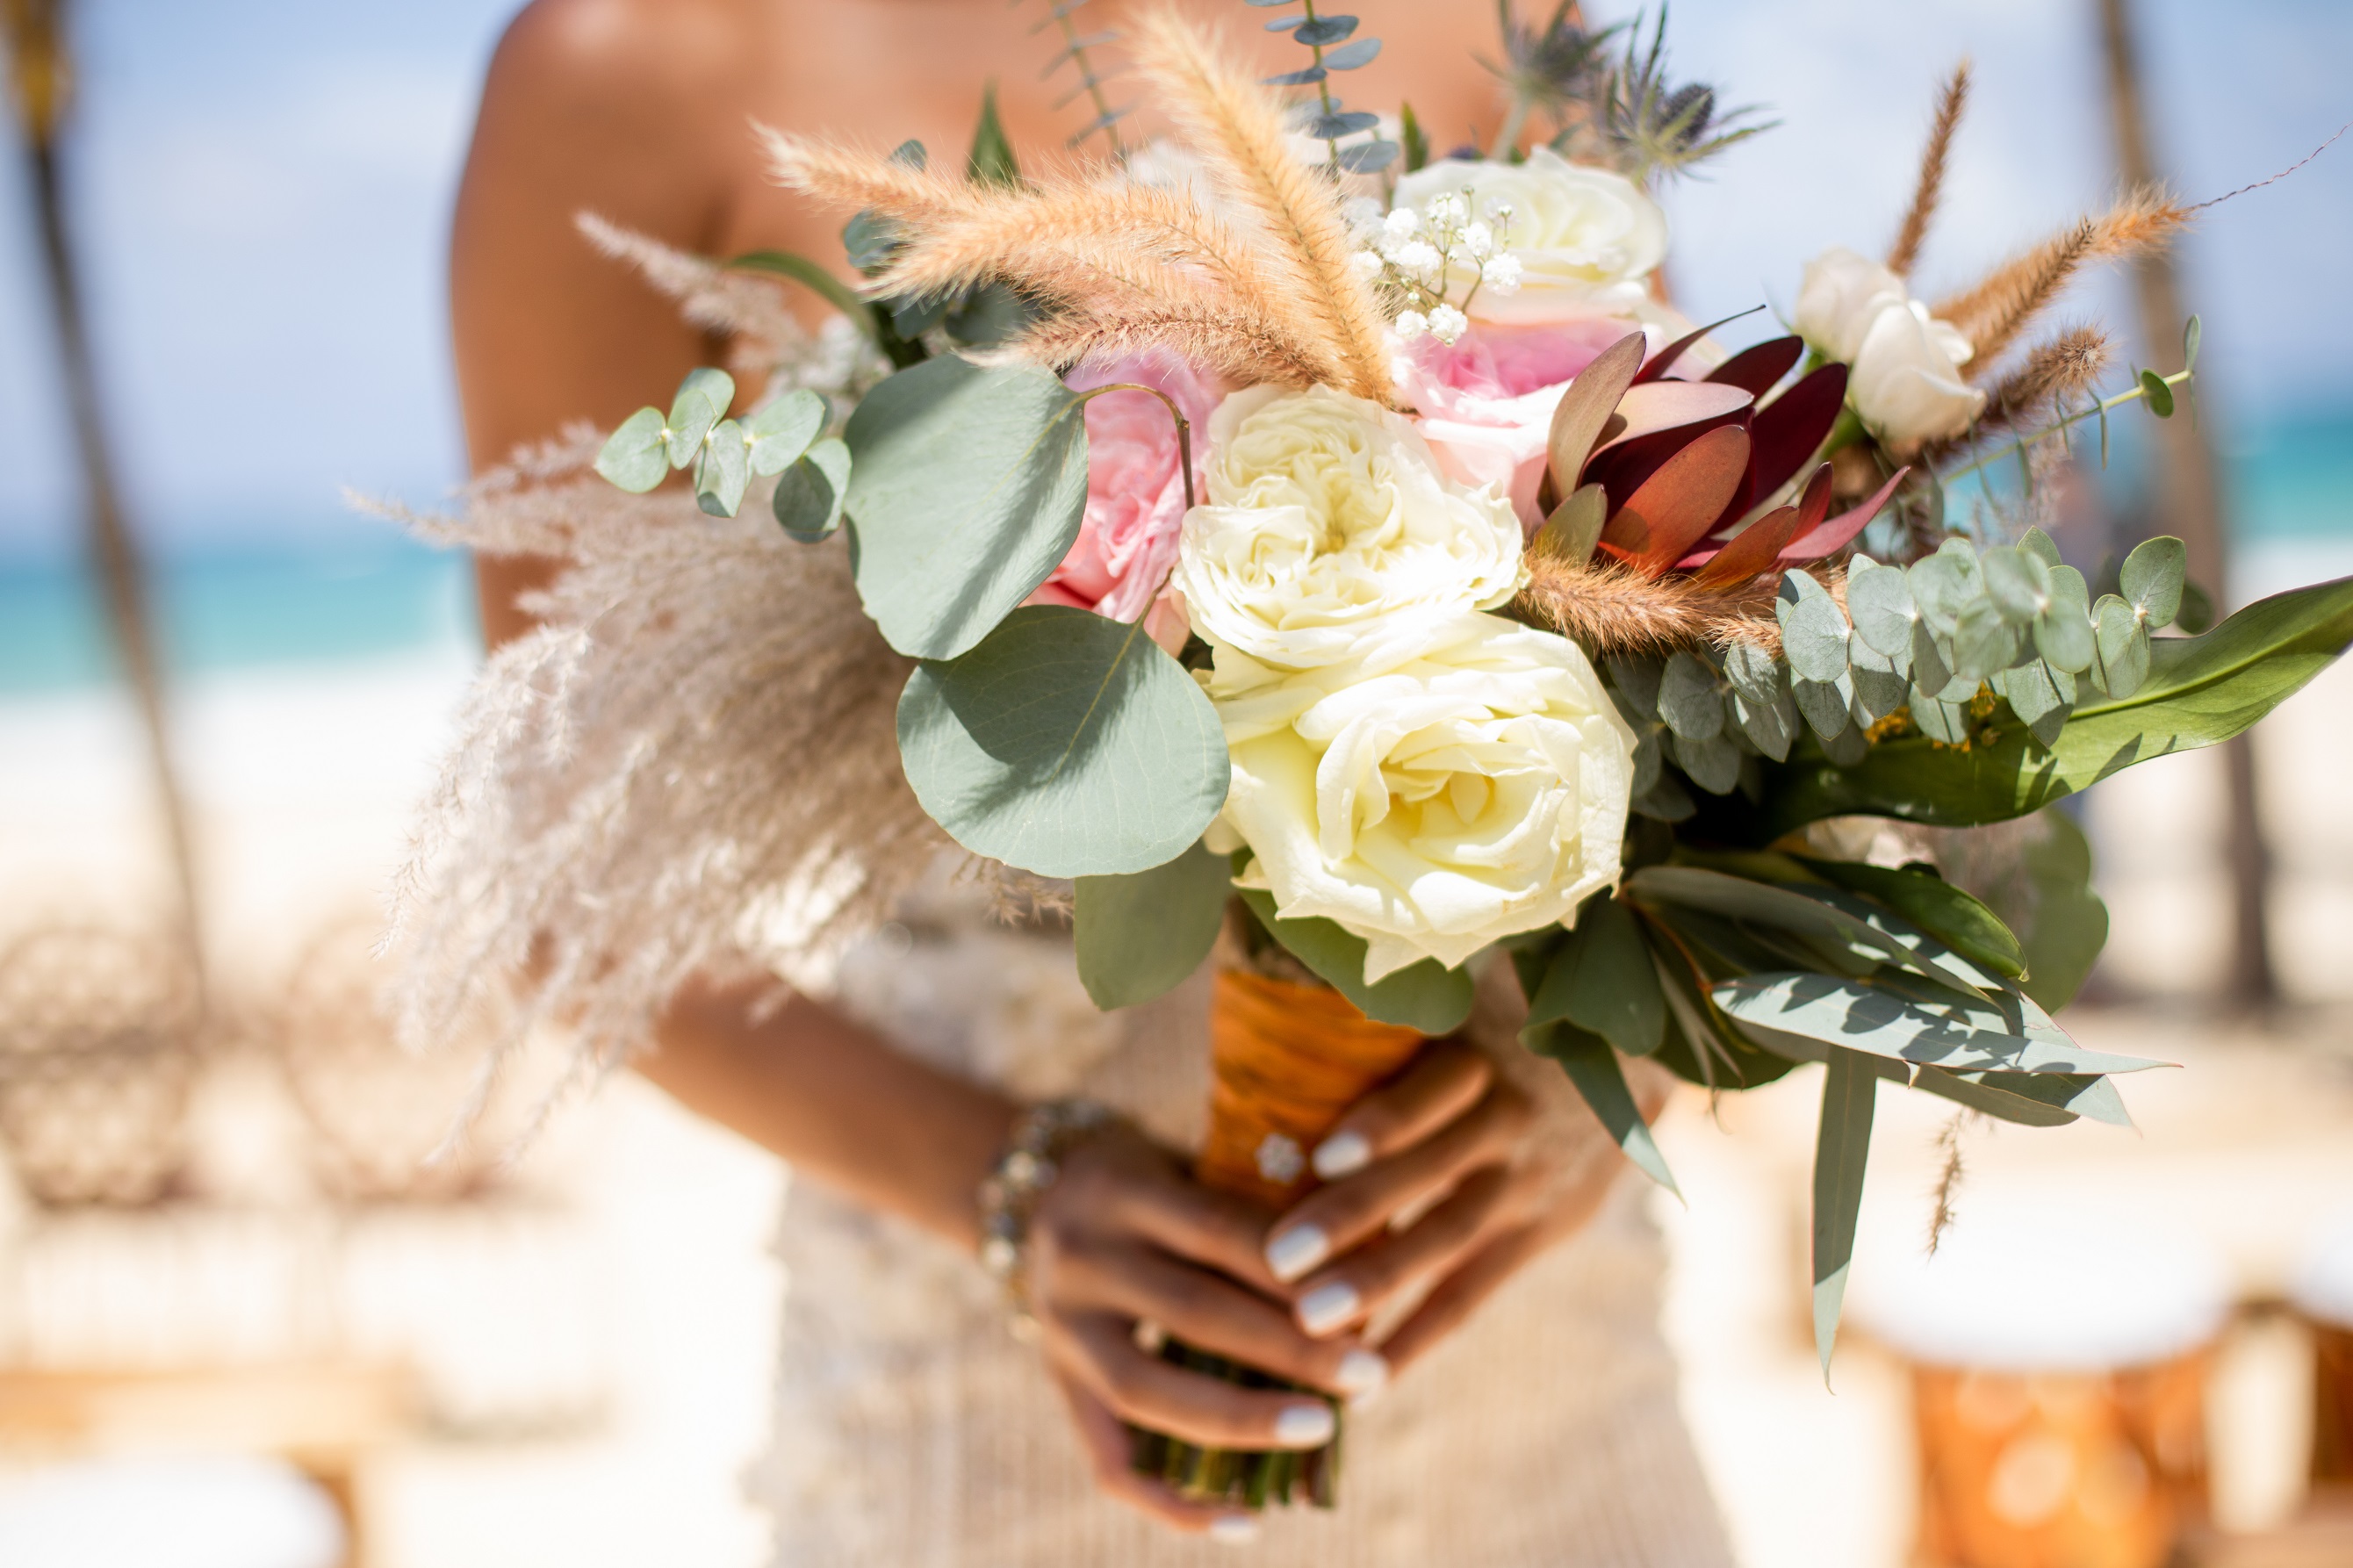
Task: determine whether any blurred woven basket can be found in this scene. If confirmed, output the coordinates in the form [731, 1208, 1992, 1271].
[0, 926, 205, 1207]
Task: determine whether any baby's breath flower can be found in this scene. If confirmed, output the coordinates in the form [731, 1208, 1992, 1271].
[1479, 254, 1524, 294]
[1462, 221, 1494, 261]
[1383, 206, 1421, 239]
[1483, 198, 1515, 225]
[1392, 240, 1443, 277]
[1342, 196, 1385, 237]
[1427, 191, 1468, 225]
[1393, 308, 1430, 341]
[1349, 248, 1385, 279]
[1427, 303, 1469, 345]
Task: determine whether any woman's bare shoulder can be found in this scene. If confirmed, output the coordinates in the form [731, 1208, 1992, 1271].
[480, 0, 761, 149]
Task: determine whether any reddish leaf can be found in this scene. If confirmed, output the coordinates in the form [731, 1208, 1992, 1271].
[1583, 380, 1752, 507]
[1705, 336, 1805, 398]
[1689, 506, 1803, 590]
[1598, 426, 1754, 579]
[1680, 462, 1836, 571]
[1545, 332, 1647, 498]
[1631, 305, 1769, 385]
[1781, 466, 1910, 565]
[1750, 363, 1849, 500]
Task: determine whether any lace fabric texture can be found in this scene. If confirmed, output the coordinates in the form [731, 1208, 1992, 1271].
[749, 887, 1733, 1566]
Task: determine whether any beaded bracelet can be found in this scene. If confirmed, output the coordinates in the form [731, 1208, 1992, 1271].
[976, 1097, 1118, 1340]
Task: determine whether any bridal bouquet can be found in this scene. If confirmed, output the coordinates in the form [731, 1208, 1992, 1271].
[395, 0, 2353, 1512]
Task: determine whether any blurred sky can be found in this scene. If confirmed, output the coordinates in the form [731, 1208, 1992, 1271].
[0, 0, 2349, 564]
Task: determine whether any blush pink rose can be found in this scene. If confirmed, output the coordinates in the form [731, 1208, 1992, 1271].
[1028, 350, 1221, 645]
[1394, 317, 1651, 532]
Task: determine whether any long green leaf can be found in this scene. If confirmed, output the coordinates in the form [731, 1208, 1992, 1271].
[2014, 810, 2110, 1011]
[1761, 573, 2353, 833]
[728, 248, 881, 344]
[896, 607, 1227, 877]
[1075, 843, 1230, 1010]
[1813, 1047, 1877, 1384]
[1525, 895, 1664, 1056]
[1529, 1024, 1680, 1197]
[845, 356, 1091, 659]
[1236, 890, 1474, 1034]
[1794, 858, 2026, 980]
[1626, 867, 1967, 993]
[1910, 1064, 2132, 1128]
[1713, 971, 2170, 1076]
[965, 82, 1022, 187]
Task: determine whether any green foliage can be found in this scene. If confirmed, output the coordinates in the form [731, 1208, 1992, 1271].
[895, 606, 1228, 878]
[1794, 858, 2026, 980]
[1759, 573, 2353, 834]
[773, 438, 851, 543]
[1713, 970, 2168, 1077]
[1398, 99, 1430, 171]
[1263, 4, 1393, 172]
[1523, 893, 1665, 1057]
[745, 391, 829, 476]
[1527, 1022, 1680, 1195]
[966, 83, 1021, 186]
[1235, 890, 1476, 1034]
[1811, 1047, 1878, 1382]
[694, 419, 751, 517]
[729, 250, 882, 347]
[2011, 809, 2109, 1011]
[842, 355, 1091, 660]
[1075, 842, 1231, 1010]
[594, 406, 670, 493]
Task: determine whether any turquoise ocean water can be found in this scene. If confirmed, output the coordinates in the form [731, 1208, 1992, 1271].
[1, 414, 2348, 695]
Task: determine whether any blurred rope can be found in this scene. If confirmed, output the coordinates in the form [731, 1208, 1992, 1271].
[3, 0, 208, 1004]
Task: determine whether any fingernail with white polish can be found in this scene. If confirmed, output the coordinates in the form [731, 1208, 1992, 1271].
[1312, 1130, 1371, 1180]
[1210, 1514, 1260, 1546]
[1335, 1348, 1389, 1399]
[1297, 1280, 1361, 1337]
[1274, 1403, 1337, 1447]
[1264, 1224, 1329, 1283]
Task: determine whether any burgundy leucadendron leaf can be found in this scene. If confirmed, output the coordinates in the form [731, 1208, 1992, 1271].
[1705, 336, 1805, 399]
[1631, 306, 1770, 385]
[1676, 463, 1830, 572]
[1749, 364, 1849, 501]
[1545, 332, 1647, 500]
[1583, 382, 1753, 511]
[1781, 466, 1909, 565]
[1599, 425, 1754, 579]
[1690, 505, 1803, 591]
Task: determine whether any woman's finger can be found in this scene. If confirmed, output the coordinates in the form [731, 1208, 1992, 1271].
[1049, 1241, 1389, 1401]
[1305, 1042, 1493, 1182]
[1042, 1133, 1281, 1292]
[1286, 1165, 1517, 1339]
[1049, 1312, 1344, 1451]
[1047, 1368, 1259, 1541]
[1264, 1082, 1531, 1284]
[1376, 1219, 1556, 1373]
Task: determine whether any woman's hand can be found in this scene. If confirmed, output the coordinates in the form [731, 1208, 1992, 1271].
[1025, 1122, 1392, 1536]
[1259, 1041, 1654, 1374]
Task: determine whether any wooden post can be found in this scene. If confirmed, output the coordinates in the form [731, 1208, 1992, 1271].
[4, 0, 207, 997]
[2095, 0, 2275, 1007]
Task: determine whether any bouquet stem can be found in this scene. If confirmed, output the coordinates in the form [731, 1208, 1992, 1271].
[1133, 965, 1426, 1508]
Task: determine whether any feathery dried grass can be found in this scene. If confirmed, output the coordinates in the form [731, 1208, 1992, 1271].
[1976, 325, 2112, 439]
[762, 130, 1339, 387]
[1886, 61, 1972, 277]
[375, 442, 945, 1096]
[1934, 187, 2187, 370]
[1127, 7, 1390, 400]
[1515, 557, 1824, 657]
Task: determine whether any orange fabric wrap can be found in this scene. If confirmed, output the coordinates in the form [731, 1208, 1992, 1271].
[1194, 968, 1427, 1208]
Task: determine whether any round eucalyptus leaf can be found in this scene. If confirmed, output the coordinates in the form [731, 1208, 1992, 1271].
[1723, 639, 1786, 708]
[2176, 579, 2216, 635]
[896, 606, 1229, 878]
[2019, 527, 2063, 570]
[1950, 597, 2021, 685]
[1658, 651, 1725, 742]
[1667, 728, 1741, 795]
[594, 406, 670, 493]
[1821, 718, 1870, 767]
[2033, 565, 2096, 673]
[1908, 540, 1982, 637]
[844, 355, 1091, 660]
[2121, 535, 2187, 628]
[1846, 641, 1910, 724]
[2090, 593, 2151, 698]
[1336, 137, 1400, 172]
[1321, 37, 1384, 70]
[1293, 14, 1357, 45]
[774, 438, 852, 542]
[1630, 729, 1664, 796]
[1731, 687, 1799, 762]
[1998, 658, 2074, 748]
[694, 420, 751, 517]
[746, 390, 828, 476]
[1778, 572, 1852, 685]
[1910, 687, 1969, 744]
[666, 368, 735, 467]
[1075, 842, 1232, 1011]
[1792, 671, 1854, 740]
[1980, 545, 2052, 625]
[2138, 369, 2176, 418]
[1605, 655, 1666, 722]
[1846, 557, 1919, 659]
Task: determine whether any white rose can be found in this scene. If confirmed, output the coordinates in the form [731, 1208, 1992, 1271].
[1849, 298, 1988, 448]
[1206, 613, 1636, 982]
[1793, 246, 1988, 448]
[1171, 385, 1524, 668]
[1792, 247, 1912, 363]
[1393, 148, 1667, 325]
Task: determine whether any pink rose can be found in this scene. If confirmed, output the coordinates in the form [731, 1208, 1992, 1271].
[1394, 318, 1650, 532]
[1029, 350, 1220, 645]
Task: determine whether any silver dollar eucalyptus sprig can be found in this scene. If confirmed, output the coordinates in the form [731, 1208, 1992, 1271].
[1248, 0, 1396, 174]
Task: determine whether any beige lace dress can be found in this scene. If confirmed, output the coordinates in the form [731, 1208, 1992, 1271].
[745, 887, 1735, 1566]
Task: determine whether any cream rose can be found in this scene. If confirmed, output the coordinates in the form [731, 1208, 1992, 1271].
[1205, 612, 1636, 982]
[1171, 385, 1524, 668]
[1793, 246, 1988, 447]
[1392, 148, 1667, 325]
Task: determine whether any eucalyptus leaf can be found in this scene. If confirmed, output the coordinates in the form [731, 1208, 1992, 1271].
[1909, 687, 1969, 744]
[1335, 138, 1400, 172]
[1236, 890, 1475, 1032]
[1846, 556, 1918, 660]
[2139, 368, 2176, 418]
[1306, 110, 1382, 139]
[1846, 641, 1910, 724]
[1606, 655, 1665, 722]
[1712, 970, 2170, 1076]
[1821, 718, 1870, 767]
[1778, 571, 1852, 684]
[2019, 528, 2063, 570]
[1951, 597, 2023, 685]
[1732, 686, 1800, 762]
[1627, 867, 1956, 989]
[896, 606, 1227, 877]
[1321, 37, 1384, 70]
[1793, 858, 2026, 979]
[666, 368, 734, 467]
[1910, 1063, 2080, 1127]
[694, 419, 751, 517]
[1668, 729, 1741, 795]
[1659, 651, 1725, 742]
[1075, 841, 1230, 1010]
[1792, 672, 1854, 740]
[2122, 535, 2187, 628]
[1812, 1047, 1877, 1382]
[1531, 1025, 1680, 1196]
[2034, 565, 2097, 674]
[594, 406, 669, 493]
[1264, 64, 1328, 86]
[2014, 809, 2109, 1011]
[774, 439, 851, 542]
[1632, 772, 1696, 822]
[2091, 593, 2151, 698]
[1981, 545, 2052, 625]
[745, 390, 828, 476]
[1909, 539, 1982, 637]
[1292, 14, 1357, 45]
[844, 355, 1091, 659]
[1525, 893, 1665, 1056]
[1998, 658, 2075, 749]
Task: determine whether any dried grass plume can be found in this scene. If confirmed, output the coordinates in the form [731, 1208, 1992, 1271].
[1886, 61, 1972, 278]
